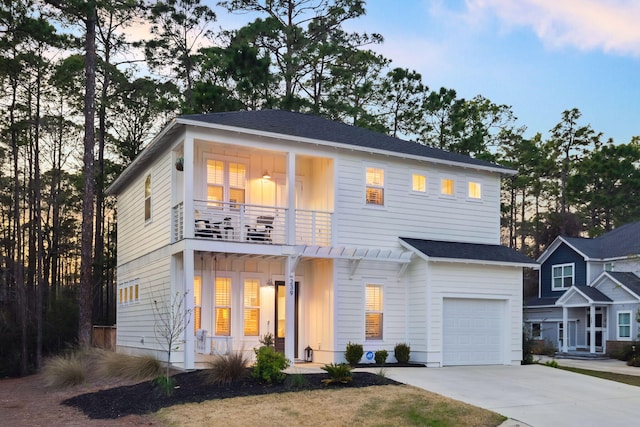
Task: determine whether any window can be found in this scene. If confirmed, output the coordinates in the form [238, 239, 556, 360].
[605, 262, 615, 272]
[215, 277, 231, 336]
[441, 178, 454, 196]
[207, 159, 246, 208]
[365, 285, 383, 340]
[532, 323, 542, 339]
[552, 263, 574, 290]
[144, 175, 152, 221]
[468, 181, 482, 199]
[244, 278, 260, 336]
[118, 282, 139, 306]
[412, 173, 426, 193]
[194, 276, 202, 333]
[618, 311, 632, 340]
[366, 167, 384, 205]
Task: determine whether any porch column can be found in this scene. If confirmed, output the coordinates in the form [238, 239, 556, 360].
[285, 152, 296, 245]
[183, 249, 195, 369]
[183, 130, 195, 238]
[589, 304, 596, 354]
[284, 255, 296, 365]
[562, 306, 568, 353]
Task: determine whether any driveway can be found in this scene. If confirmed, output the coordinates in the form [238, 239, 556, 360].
[379, 364, 640, 427]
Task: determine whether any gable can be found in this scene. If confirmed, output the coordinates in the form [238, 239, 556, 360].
[593, 272, 640, 302]
[540, 242, 587, 298]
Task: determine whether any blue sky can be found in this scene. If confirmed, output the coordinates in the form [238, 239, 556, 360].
[199, 0, 640, 144]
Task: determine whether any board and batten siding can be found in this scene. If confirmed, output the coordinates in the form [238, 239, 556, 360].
[333, 153, 501, 249]
[116, 150, 173, 267]
[332, 259, 408, 363]
[426, 262, 523, 367]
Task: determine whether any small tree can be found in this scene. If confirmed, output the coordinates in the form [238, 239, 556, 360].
[153, 291, 192, 393]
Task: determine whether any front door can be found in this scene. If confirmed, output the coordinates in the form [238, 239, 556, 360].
[587, 307, 606, 351]
[274, 281, 299, 358]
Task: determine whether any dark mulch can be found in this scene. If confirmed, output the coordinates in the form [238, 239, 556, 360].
[62, 370, 401, 420]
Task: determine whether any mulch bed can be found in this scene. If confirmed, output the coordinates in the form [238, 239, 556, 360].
[62, 370, 401, 419]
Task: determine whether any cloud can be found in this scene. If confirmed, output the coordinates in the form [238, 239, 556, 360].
[465, 0, 640, 56]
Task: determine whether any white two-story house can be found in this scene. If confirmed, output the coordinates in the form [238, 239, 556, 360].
[107, 110, 536, 369]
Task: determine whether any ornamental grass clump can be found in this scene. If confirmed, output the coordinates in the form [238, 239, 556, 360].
[206, 351, 250, 384]
[43, 352, 88, 387]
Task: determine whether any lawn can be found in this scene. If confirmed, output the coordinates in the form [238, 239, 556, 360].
[557, 366, 640, 387]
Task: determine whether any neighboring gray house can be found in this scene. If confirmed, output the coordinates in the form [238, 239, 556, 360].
[107, 109, 536, 369]
[524, 222, 640, 355]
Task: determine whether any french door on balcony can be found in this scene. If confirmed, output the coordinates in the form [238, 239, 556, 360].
[274, 280, 299, 358]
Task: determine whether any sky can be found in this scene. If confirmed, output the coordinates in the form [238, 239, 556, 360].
[201, 0, 640, 144]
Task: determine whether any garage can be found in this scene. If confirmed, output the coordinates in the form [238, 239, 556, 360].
[443, 298, 506, 366]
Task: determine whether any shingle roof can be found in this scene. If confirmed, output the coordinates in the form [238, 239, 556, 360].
[562, 222, 640, 259]
[524, 296, 559, 307]
[608, 271, 640, 297]
[400, 238, 537, 265]
[179, 110, 513, 172]
[574, 285, 612, 302]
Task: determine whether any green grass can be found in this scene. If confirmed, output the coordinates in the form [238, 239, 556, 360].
[557, 366, 640, 387]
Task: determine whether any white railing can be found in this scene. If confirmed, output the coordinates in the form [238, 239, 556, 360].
[173, 200, 333, 246]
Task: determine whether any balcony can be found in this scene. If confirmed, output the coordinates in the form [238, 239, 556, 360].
[172, 200, 332, 246]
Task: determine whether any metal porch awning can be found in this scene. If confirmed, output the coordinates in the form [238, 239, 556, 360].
[299, 245, 413, 278]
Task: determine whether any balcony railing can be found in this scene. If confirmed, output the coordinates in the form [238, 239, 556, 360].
[172, 200, 332, 246]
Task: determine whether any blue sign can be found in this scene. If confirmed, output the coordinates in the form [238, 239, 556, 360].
[366, 351, 374, 361]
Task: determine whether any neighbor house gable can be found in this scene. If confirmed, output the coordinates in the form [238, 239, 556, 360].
[592, 271, 640, 303]
[539, 241, 587, 298]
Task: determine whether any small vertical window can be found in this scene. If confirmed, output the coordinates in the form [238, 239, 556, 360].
[618, 311, 631, 339]
[532, 323, 542, 339]
[366, 167, 384, 205]
[441, 178, 454, 196]
[244, 278, 260, 336]
[144, 175, 152, 221]
[194, 276, 202, 333]
[412, 174, 426, 193]
[215, 277, 231, 336]
[604, 262, 614, 272]
[365, 285, 383, 340]
[468, 181, 481, 199]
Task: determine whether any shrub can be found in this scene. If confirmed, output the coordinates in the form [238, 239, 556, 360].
[284, 372, 308, 390]
[206, 351, 250, 384]
[153, 375, 175, 396]
[259, 332, 275, 348]
[321, 363, 353, 385]
[252, 346, 290, 384]
[374, 349, 388, 365]
[345, 342, 363, 366]
[394, 343, 411, 364]
[98, 352, 162, 380]
[627, 355, 640, 367]
[522, 330, 536, 364]
[544, 360, 559, 368]
[42, 353, 87, 387]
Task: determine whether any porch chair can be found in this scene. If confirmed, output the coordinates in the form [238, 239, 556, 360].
[245, 215, 274, 242]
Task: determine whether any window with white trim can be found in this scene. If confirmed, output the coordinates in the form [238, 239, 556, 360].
[366, 167, 385, 205]
[617, 311, 632, 340]
[118, 282, 139, 306]
[215, 277, 232, 336]
[441, 178, 454, 196]
[552, 263, 574, 290]
[468, 181, 482, 199]
[193, 276, 202, 333]
[365, 285, 383, 340]
[411, 173, 426, 193]
[604, 262, 614, 272]
[243, 278, 260, 336]
[144, 175, 152, 221]
[207, 159, 246, 208]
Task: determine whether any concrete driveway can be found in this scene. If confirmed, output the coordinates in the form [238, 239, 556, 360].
[379, 364, 640, 427]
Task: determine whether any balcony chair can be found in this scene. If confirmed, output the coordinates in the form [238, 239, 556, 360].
[195, 218, 221, 238]
[245, 215, 274, 242]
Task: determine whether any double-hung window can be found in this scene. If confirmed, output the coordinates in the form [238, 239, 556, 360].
[215, 277, 232, 336]
[193, 276, 202, 333]
[441, 178, 454, 196]
[468, 181, 482, 199]
[618, 311, 632, 340]
[207, 159, 246, 208]
[412, 173, 426, 193]
[365, 285, 383, 340]
[366, 167, 385, 206]
[552, 263, 574, 290]
[243, 278, 260, 336]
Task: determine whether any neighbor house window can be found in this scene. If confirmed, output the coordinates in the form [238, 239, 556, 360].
[244, 278, 260, 336]
[412, 173, 426, 193]
[366, 167, 384, 205]
[552, 263, 574, 290]
[618, 311, 632, 340]
[207, 159, 246, 208]
[144, 175, 152, 221]
[441, 178, 454, 196]
[194, 276, 202, 333]
[215, 277, 232, 336]
[604, 262, 615, 272]
[468, 181, 482, 199]
[365, 285, 383, 340]
[532, 323, 542, 340]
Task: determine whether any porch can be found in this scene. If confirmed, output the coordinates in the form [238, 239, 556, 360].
[172, 200, 332, 246]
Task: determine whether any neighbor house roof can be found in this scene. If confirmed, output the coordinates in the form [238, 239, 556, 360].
[108, 109, 514, 195]
[400, 237, 537, 267]
[572, 285, 613, 303]
[608, 271, 640, 297]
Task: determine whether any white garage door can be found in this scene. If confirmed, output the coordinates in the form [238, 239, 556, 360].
[443, 298, 505, 366]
